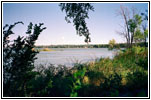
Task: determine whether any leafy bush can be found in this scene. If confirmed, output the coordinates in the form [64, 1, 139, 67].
[100, 73, 122, 97]
[126, 70, 148, 89]
[125, 70, 148, 97]
[3, 22, 46, 96]
[69, 67, 86, 97]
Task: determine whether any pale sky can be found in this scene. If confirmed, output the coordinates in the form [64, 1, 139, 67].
[3, 2, 148, 45]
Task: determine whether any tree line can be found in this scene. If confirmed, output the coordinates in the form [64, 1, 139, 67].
[35, 42, 147, 49]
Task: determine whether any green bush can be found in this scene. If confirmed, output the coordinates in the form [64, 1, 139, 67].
[3, 22, 46, 97]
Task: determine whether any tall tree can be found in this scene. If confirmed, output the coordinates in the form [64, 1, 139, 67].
[117, 5, 131, 48]
[59, 3, 94, 44]
[117, 6, 142, 48]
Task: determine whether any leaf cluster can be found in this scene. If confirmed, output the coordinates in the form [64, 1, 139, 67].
[59, 3, 94, 43]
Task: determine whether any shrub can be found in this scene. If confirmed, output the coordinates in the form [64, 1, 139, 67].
[3, 22, 46, 96]
[125, 70, 148, 96]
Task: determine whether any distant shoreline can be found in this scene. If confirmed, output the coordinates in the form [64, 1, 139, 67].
[35, 42, 147, 48]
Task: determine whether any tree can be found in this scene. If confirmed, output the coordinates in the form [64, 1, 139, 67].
[59, 3, 94, 44]
[141, 10, 148, 47]
[108, 39, 116, 50]
[3, 22, 46, 96]
[128, 14, 142, 45]
[117, 5, 130, 48]
[117, 6, 142, 48]
[133, 10, 148, 46]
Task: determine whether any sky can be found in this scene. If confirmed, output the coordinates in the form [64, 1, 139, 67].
[3, 2, 148, 45]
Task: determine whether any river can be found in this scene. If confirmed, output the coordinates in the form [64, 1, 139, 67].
[35, 48, 117, 67]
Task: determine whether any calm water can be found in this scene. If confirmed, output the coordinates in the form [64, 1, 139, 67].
[35, 48, 117, 67]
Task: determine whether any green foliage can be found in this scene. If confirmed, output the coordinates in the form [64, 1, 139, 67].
[113, 46, 147, 71]
[131, 46, 145, 54]
[127, 14, 144, 47]
[134, 47, 148, 70]
[134, 29, 144, 43]
[70, 67, 86, 97]
[128, 14, 142, 33]
[3, 22, 148, 97]
[100, 73, 122, 97]
[134, 14, 142, 25]
[126, 70, 148, 89]
[144, 29, 148, 38]
[59, 3, 94, 43]
[3, 22, 46, 96]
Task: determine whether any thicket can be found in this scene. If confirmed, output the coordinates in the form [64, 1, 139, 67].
[3, 22, 148, 97]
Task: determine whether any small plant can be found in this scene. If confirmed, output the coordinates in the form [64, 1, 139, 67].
[69, 67, 86, 97]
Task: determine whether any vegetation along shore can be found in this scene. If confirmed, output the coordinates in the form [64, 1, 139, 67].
[3, 3, 148, 97]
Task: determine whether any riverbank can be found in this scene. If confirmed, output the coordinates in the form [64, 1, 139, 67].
[28, 46, 148, 97]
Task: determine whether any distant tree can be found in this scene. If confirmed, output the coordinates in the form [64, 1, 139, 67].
[3, 22, 46, 96]
[59, 3, 94, 44]
[108, 39, 116, 50]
